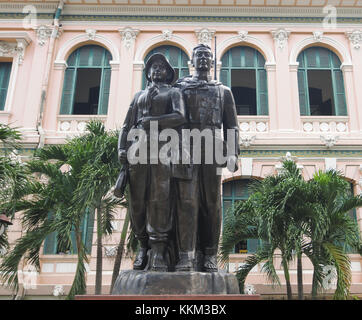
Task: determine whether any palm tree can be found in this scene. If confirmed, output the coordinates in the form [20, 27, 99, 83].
[70, 120, 122, 295]
[305, 170, 362, 300]
[0, 144, 89, 299]
[221, 161, 362, 300]
[0, 124, 24, 257]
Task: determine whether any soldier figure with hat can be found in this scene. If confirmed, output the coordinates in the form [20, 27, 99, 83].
[117, 53, 186, 271]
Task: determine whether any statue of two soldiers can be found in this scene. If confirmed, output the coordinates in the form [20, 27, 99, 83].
[116, 44, 239, 273]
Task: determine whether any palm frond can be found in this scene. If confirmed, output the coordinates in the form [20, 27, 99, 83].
[323, 242, 352, 300]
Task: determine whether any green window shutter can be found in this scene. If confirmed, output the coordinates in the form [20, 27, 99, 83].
[60, 68, 76, 114]
[332, 69, 347, 116]
[43, 212, 56, 254]
[0, 62, 12, 111]
[220, 69, 229, 87]
[84, 208, 95, 254]
[231, 47, 242, 68]
[43, 232, 57, 254]
[247, 239, 259, 254]
[256, 69, 268, 115]
[98, 68, 111, 115]
[79, 46, 92, 66]
[297, 70, 309, 116]
[92, 46, 104, 67]
[70, 228, 77, 254]
[221, 51, 229, 68]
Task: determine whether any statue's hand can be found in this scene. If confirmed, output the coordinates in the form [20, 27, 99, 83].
[227, 155, 238, 173]
[118, 150, 128, 164]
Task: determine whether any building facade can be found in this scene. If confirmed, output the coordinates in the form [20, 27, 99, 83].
[0, 0, 361, 298]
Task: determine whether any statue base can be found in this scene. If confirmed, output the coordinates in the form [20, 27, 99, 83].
[111, 270, 240, 295]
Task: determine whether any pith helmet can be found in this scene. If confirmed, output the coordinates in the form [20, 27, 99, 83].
[144, 53, 175, 85]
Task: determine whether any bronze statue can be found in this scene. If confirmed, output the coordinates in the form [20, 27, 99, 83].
[117, 53, 186, 272]
[174, 44, 240, 272]
[116, 45, 239, 274]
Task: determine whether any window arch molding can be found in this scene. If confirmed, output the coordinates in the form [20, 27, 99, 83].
[54, 34, 119, 69]
[218, 35, 276, 65]
[289, 36, 352, 67]
[134, 35, 193, 64]
[297, 46, 348, 116]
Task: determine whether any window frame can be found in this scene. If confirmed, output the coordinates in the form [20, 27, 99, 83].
[43, 208, 95, 255]
[220, 46, 269, 116]
[0, 61, 13, 112]
[297, 46, 347, 116]
[222, 179, 261, 254]
[59, 45, 112, 116]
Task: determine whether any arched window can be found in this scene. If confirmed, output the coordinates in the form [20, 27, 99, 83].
[142, 45, 189, 88]
[59, 45, 112, 115]
[43, 208, 94, 255]
[0, 62, 12, 111]
[220, 46, 268, 116]
[222, 179, 260, 254]
[297, 47, 347, 116]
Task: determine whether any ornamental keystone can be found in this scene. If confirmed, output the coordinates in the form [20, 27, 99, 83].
[162, 29, 173, 41]
[85, 28, 97, 41]
[313, 31, 324, 42]
[238, 30, 248, 42]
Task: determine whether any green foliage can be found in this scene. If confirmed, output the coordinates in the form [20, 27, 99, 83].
[0, 120, 123, 299]
[221, 160, 362, 300]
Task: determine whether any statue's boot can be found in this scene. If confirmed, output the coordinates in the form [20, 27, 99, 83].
[203, 254, 218, 272]
[133, 247, 149, 270]
[150, 243, 168, 272]
[175, 252, 194, 272]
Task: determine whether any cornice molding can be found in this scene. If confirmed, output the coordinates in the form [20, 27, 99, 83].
[2, 4, 362, 19]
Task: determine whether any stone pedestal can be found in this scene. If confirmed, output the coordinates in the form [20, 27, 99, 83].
[111, 270, 240, 295]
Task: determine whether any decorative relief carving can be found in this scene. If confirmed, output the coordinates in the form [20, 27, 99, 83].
[162, 29, 173, 41]
[53, 285, 64, 297]
[240, 135, 256, 148]
[195, 28, 215, 46]
[313, 31, 324, 42]
[119, 27, 140, 49]
[302, 120, 348, 133]
[244, 284, 256, 295]
[320, 135, 339, 148]
[239, 120, 269, 133]
[36, 25, 52, 46]
[238, 30, 248, 42]
[0, 40, 26, 64]
[104, 246, 118, 258]
[0, 41, 16, 57]
[271, 28, 290, 49]
[346, 30, 362, 49]
[85, 28, 97, 41]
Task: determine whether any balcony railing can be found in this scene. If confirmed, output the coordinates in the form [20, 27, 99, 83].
[238, 116, 269, 133]
[301, 116, 349, 134]
[57, 115, 107, 134]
